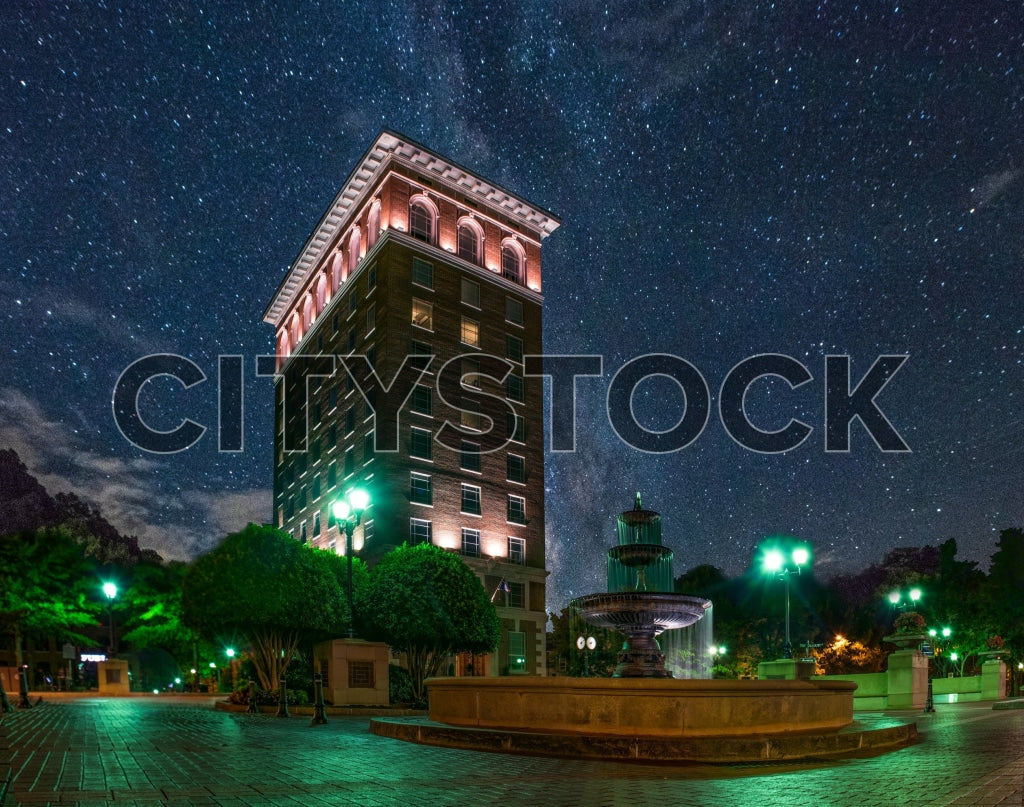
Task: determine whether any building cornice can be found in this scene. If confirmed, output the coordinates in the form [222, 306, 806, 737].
[263, 130, 560, 327]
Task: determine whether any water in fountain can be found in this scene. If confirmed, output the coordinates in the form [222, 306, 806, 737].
[662, 606, 714, 678]
[571, 493, 712, 677]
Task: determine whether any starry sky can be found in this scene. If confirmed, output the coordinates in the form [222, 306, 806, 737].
[2, 2, 1021, 611]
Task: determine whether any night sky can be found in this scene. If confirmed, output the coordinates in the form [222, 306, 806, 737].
[3, 3, 1021, 611]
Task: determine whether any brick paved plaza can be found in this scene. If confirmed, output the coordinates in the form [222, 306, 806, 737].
[1, 695, 1021, 806]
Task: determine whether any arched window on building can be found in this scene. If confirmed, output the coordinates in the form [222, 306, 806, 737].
[302, 293, 314, 330]
[457, 217, 483, 265]
[409, 195, 437, 244]
[367, 199, 381, 250]
[315, 273, 327, 315]
[347, 228, 361, 277]
[331, 251, 342, 294]
[289, 312, 302, 350]
[501, 240, 525, 285]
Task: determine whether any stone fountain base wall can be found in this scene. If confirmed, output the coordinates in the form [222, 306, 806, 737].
[427, 676, 856, 737]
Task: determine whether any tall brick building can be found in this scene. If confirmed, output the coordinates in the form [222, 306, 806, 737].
[262, 131, 559, 676]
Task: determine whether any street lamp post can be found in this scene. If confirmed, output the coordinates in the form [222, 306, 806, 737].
[102, 582, 118, 656]
[226, 648, 237, 692]
[331, 488, 370, 640]
[762, 545, 811, 659]
[576, 635, 595, 677]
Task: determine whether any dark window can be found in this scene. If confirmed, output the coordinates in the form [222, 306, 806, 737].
[457, 225, 479, 264]
[410, 203, 432, 242]
[508, 495, 526, 524]
[410, 518, 432, 544]
[412, 257, 434, 288]
[508, 582, 526, 609]
[507, 454, 525, 483]
[367, 263, 377, 291]
[345, 408, 355, 434]
[461, 484, 481, 515]
[347, 328, 356, 352]
[344, 448, 354, 476]
[410, 473, 432, 505]
[327, 462, 337, 489]
[366, 302, 376, 333]
[461, 528, 480, 557]
[507, 375, 524, 402]
[349, 286, 360, 316]
[505, 296, 523, 325]
[506, 335, 524, 363]
[313, 511, 321, 536]
[460, 441, 481, 472]
[501, 245, 523, 284]
[462, 277, 481, 307]
[412, 340, 433, 357]
[364, 431, 375, 462]
[411, 427, 432, 460]
[410, 385, 432, 415]
[508, 537, 525, 564]
[507, 412, 525, 443]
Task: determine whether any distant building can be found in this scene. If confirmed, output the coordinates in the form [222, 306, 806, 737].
[263, 131, 560, 676]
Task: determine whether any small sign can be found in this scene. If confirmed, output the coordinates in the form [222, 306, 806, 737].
[920, 642, 934, 657]
[62, 643, 76, 660]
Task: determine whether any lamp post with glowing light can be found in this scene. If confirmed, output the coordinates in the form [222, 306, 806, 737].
[762, 544, 811, 659]
[102, 582, 118, 656]
[331, 488, 370, 639]
[887, 587, 922, 613]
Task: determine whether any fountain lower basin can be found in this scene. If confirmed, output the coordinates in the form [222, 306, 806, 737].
[424, 676, 857, 738]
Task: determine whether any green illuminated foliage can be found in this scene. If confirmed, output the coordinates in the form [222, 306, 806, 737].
[358, 543, 499, 700]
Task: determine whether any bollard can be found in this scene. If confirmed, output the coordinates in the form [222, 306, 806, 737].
[924, 677, 935, 713]
[276, 677, 289, 718]
[311, 672, 327, 725]
[17, 668, 32, 709]
[246, 680, 258, 714]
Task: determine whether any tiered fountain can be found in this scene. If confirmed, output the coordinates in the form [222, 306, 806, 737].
[570, 493, 711, 677]
[372, 494, 917, 762]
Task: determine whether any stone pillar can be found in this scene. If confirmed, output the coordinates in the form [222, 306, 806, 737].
[97, 659, 131, 696]
[981, 659, 1008, 700]
[313, 639, 390, 706]
[886, 649, 927, 709]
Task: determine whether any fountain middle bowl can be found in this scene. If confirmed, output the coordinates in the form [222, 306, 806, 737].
[570, 591, 712, 634]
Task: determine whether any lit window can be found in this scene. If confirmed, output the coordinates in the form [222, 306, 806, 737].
[508, 536, 525, 564]
[461, 484, 481, 515]
[410, 473, 432, 505]
[461, 398, 482, 431]
[412, 298, 433, 330]
[507, 454, 525, 484]
[461, 317, 480, 348]
[462, 356, 481, 389]
[462, 277, 481, 308]
[508, 495, 526, 524]
[410, 518, 432, 544]
[461, 528, 480, 557]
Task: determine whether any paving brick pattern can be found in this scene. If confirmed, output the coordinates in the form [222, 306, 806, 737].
[1, 696, 1021, 806]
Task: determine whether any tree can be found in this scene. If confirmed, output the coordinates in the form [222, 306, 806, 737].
[0, 528, 98, 670]
[181, 524, 357, 690]
[121, 561, 213, 675]
[358, 543, 500, 700]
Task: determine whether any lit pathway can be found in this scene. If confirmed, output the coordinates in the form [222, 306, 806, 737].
[1, 695, 1021, 806]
